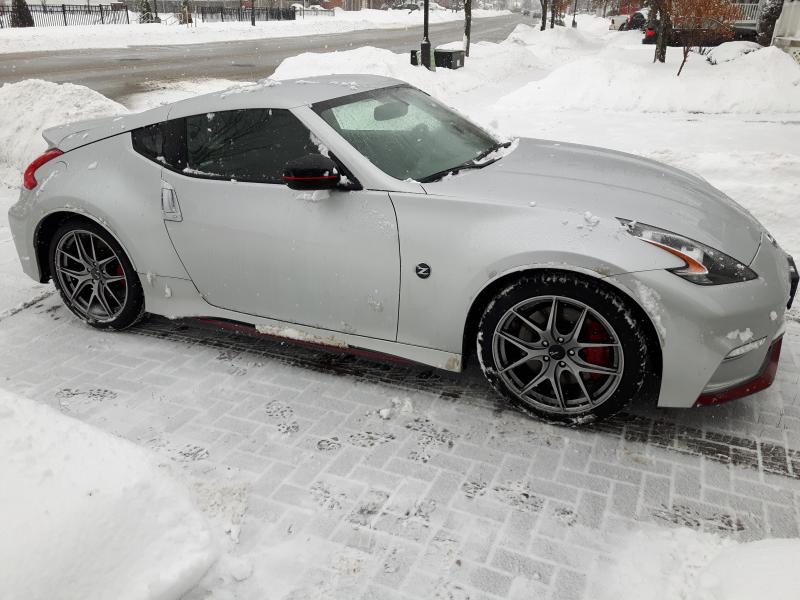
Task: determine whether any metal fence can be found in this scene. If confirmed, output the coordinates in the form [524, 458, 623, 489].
[734, 2, 760, 22]
[194, 5, 297, 22]
[0, 2, 335, 27]
[0, 3, 130, 27]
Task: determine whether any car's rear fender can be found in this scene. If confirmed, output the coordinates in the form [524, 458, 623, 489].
[12, 134, 190, 283]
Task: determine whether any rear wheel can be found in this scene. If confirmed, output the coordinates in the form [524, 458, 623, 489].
[49, 219, 144, 330]
[477, 272, 653, 425]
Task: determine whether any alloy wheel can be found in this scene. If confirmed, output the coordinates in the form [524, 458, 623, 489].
[54, 229, 128, 323]
[491, 295, 624, 414]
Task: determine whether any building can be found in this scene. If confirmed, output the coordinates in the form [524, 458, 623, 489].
[772, 0, 800, 59]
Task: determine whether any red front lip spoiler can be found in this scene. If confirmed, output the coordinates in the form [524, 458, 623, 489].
[695, 336, 783, 406]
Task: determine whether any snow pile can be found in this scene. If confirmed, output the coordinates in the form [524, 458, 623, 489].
[595, 525, 800, 600]
[706, 41, 762, 65]
[505, 22, 603, 65]
[0, 8, 508, 54]
[272, 41, 539, 101]
[0, 79, 127, 174]
[694, 538, 800, 600]
[271, 21, 800, 117]
[495, 46, 800, 114]
[0, 390, 217, 600]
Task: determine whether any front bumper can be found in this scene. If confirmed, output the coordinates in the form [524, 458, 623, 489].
[695, 336, 783, 406]
[605, 236, 793, 408]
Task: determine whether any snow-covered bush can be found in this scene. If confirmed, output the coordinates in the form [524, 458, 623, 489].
[706, 41, 761, 64]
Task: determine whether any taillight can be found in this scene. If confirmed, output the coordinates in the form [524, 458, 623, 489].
[23, 148, 63, 190]
[646, 28, 656, 37]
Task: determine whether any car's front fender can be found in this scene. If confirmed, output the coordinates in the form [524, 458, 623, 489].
[389, 191, 681, 354]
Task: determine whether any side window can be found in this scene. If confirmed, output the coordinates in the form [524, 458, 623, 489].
[185, 109, 316, 184]
[131, 119, 186, 171]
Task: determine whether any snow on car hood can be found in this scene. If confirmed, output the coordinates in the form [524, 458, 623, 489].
[421, 137, 764, 265]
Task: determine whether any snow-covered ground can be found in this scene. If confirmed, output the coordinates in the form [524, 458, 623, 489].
[0, 389, 217, 600]
[1, 15, 800, 600]
[0, 8, 507, 54]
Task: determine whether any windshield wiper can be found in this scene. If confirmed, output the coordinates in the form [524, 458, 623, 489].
[418, 141, 512, 183]
[472, 140, 512, 164]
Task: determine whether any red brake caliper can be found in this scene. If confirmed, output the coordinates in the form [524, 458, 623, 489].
[115, 263, 126, 288]
[581, 317, 613, 380]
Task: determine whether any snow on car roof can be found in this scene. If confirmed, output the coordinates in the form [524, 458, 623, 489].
[165, 74, 403, 119]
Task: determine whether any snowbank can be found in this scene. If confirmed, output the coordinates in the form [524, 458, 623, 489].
[706, 41, 762, 65]
[272, 40, 540, 102]
[595, 526, 800, 600]
[0, 9, 508, 54]
[0, 79, 127, 173]
[271, 21, 800, 116]
[495, 46, 800, 114]
[504, 22, 604, 66]
[0, 80, 126, 315]
[0, 390, 217, 600]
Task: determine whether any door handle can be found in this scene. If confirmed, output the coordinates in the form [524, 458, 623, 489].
[161, 182, 182, 222]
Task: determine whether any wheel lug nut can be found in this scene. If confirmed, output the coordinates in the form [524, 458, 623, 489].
[559, 361, 566, 367]
[557, 337, 564, 343]
[543, 356, 549, 362]
[542, 341, 548, 347]
[568, 350, 575, 356]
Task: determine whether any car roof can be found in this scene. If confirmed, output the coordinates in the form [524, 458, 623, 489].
[165, 74, 405, 119]
[43, 75, 405, 153]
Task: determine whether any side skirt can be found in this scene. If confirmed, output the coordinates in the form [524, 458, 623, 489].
[140, 273, 463, 373]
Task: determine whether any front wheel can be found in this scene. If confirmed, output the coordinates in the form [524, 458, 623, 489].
[477, 272, 654, 425]
[49, 218, 145, 330]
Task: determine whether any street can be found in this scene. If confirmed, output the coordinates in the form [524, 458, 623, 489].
[0, 13, 525, 100]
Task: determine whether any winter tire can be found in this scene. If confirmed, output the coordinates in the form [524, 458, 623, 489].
[477, 271, 653, 425]
[49, 218, 145, 330]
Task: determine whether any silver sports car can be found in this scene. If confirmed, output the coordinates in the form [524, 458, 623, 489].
[10, 75, 797, 424]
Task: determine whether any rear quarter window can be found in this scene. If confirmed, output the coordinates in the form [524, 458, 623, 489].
[131, 120, 186, 171]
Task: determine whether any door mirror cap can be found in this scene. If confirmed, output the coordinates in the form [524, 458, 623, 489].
[283, 154, 341, 190]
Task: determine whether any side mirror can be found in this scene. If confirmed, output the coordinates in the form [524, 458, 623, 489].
[283, 154, 341, 190]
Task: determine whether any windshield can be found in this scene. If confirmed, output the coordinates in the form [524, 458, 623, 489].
[312, 85, 500, 182]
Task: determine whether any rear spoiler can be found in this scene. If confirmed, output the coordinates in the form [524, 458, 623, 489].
[41, 104, 171, 153]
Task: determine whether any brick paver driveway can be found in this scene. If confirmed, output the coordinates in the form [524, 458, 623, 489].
[2, 294, 799, 599]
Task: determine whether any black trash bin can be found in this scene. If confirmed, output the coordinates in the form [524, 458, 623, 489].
[434, 49, 465, 69]
[410, 50, 419, 66]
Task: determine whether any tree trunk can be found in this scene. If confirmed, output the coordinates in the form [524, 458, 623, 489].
[550, 0, 556, 27]
[677, 44, 689, 75]
[10, 0, 35, 27]
[540, 0, 548, 30]
[464, 0, 472, 57]
[654, 12, 670, 63]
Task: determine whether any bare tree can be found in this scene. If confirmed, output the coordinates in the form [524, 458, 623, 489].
[646, 0, 672, 63]
[540, 0, 548, 30]
[10, 0, 35, 27]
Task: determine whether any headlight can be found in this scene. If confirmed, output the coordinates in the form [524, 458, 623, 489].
[618, 219, 758, 285]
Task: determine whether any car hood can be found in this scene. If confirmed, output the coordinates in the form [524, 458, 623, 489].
[420, 138, 763, 265]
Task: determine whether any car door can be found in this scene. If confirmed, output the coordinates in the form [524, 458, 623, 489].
[159, 108, 400, 341]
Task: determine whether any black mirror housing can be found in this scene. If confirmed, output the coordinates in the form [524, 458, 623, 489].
[283, 154, 341, 190]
